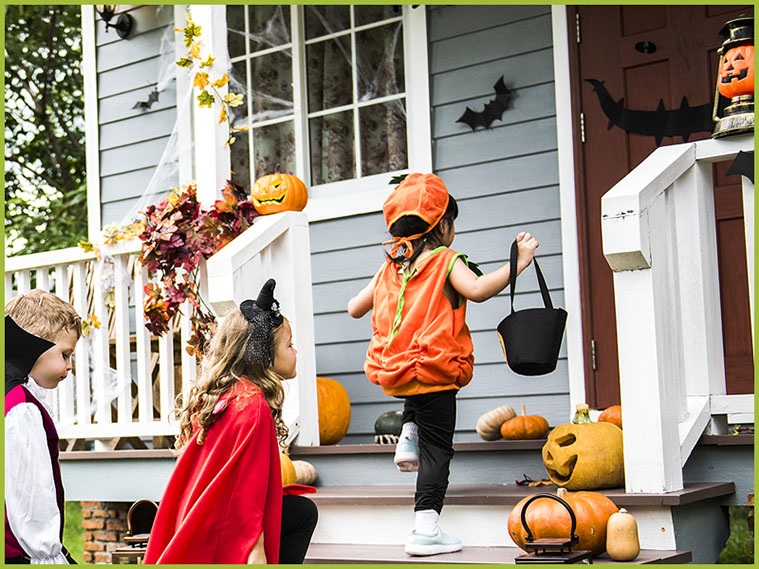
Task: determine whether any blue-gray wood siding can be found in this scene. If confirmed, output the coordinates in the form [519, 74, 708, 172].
[311, 5, 568, 443]
[96, 5, 176, 225]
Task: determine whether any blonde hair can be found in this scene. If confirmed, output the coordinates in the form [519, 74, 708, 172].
[5, 289, 82, 342]
[174, 309, 289, 450]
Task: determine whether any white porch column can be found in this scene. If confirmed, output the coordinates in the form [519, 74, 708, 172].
[188, 5, 230, 206]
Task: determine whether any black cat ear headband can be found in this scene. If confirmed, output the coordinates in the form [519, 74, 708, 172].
[239, 279, 284, 368]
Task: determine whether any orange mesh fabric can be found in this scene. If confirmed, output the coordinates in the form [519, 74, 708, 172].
[365, 247, 474, 396]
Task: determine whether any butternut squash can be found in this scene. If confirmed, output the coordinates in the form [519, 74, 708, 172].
[606, 508, 640, 561]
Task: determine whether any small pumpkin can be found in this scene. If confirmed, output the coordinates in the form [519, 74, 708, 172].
[292, 460, 317, 485]
[718, 45, 754, 100]
[280, 453, 297, 486]
[501, 404, 549, 440]
[606, 508, 640, 561]
[251, 172, 308, 215]
[598, 405, 622, 430]
[316, 376, 351, 445]
[374, 410, 403, 444]
[508, 487, 619, 554]
[475, 405, 516, 440]
[542, 422, 624, 490]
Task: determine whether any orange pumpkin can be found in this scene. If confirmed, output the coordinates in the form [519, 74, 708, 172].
[316, 376, 351, 445]
[598, 405, 622, 430]
[500, 404, 549, 440]
[280, 452, 297, 485]
[251, 173, 308, 215]
[718, 45, 754, 100]
[507, 487, 619, 554]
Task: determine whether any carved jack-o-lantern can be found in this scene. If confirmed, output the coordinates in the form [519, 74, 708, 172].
[718, 45, 754, 100]
[251, 173, 308, 215]
[541, 422, 624, 490]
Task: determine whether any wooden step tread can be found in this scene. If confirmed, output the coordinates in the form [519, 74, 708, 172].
[304, 543, 692, 564]
[309, 481, 735, 507]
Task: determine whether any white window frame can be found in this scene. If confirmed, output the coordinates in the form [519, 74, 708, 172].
[201, 4, 432, 222]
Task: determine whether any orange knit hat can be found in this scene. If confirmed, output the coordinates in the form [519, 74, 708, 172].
[382, 173, 450, 258]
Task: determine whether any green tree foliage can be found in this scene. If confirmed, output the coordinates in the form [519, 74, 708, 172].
[4, 5, 87, 256]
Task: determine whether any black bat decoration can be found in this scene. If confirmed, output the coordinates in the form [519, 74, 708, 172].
[389, 174, 409, 185]
[133, 87, 160, 110]
[726, 151, 754, 184]
[586, 79, 714, 146]
[456, 76, 512, 131]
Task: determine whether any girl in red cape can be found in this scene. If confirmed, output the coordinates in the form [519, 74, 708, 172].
[144, 279, 317, 564]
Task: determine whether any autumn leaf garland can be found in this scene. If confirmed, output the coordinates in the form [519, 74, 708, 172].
[176, 14, 246, 145]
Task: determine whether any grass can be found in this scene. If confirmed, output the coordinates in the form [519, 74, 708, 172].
[717, 506, 754, 564]
[63, 501, 84, 563]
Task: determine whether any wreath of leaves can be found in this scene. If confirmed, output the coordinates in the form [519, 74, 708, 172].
[138, 180, 258, 357]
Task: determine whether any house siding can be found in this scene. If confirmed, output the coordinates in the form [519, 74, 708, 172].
[95, 5, 176, 226]
[311, 5, 568, 443]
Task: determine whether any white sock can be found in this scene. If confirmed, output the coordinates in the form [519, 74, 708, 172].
[414, 509, 439, 535]
[401, 421, 418, 442]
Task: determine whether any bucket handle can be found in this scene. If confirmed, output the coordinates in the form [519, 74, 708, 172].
[520, 492, 579, 544]
[508, 239, 554, 314]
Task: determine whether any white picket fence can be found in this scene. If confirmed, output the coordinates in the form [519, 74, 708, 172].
[602, 133, 754, 493]
[4, 211, 318, 446]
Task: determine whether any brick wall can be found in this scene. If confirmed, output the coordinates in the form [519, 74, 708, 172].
[80, 501, 130, 564]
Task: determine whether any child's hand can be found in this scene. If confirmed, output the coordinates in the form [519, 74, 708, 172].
[515, 232, 539, 271]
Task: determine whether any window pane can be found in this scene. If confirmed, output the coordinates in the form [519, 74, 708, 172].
[355, 5, 402, 27]
[307, 37, 352, 113]
[360, 101, 407, 177]
[310, 111, 354, 185]
[249, 49, 293, 120]
[230, 60, 248, 120]
[356, 22, 404, 101]
[227, 5, 245, 58]
[230, 130, 251, 189]
[253, 121, 295, 181]
[305, 6, 349, 40]
[248, 5, 290, 52]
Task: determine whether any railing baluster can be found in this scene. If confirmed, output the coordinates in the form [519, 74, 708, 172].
[72, 261, 91, 426]
[180, 303, 197, 409]
[54, 265, 76, 426]
[35, 268, 50, 291]
[113, 255, 132, 425]
[5, 272, 15, 303]
[133, 262, 154, 424]
[158, 328, 175, 422]
[17, 270, 31, 293]
[91, 261, 111, 426]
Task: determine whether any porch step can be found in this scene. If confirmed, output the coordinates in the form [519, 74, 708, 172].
[306, 482, 734, 563]
[304, 543, 693, 564]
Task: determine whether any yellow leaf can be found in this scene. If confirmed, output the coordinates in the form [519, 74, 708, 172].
[218, 105, 228, 124]
[89, 314, 102, 329]
[223, 92, 244, 107]
[189, 41, 201, 59]
[212, 73, 230, 88]
[193, 71, 210, 90]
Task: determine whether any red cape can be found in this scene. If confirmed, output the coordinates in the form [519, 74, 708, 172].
[144, 381, 282, 564]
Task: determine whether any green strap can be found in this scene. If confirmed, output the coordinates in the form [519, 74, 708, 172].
[388, 247, 448, 343]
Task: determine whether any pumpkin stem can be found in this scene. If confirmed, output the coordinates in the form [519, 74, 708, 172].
[556, 487, 569, 499]
[275, 163, 281, 172]
[521, 404, 526, 416]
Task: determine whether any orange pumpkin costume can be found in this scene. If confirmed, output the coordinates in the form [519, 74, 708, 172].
[365, 246, 474, 396]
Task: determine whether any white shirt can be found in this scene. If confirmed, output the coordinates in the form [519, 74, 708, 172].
[5, 378, 69, 564]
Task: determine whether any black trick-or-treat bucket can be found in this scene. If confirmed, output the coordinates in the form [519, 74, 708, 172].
[497, 239, 567, 376]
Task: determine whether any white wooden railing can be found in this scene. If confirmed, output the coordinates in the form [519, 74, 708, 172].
[4, 211, 318, 446]
[602, 133, 754, 494]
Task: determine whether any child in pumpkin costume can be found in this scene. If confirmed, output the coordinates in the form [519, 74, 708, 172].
[348, 173, 538, 555]
[144, 280, 317, 564]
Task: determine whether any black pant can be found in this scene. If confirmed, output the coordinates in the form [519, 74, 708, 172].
[280, 494, 318, 564]
[401, 389, 457, 514]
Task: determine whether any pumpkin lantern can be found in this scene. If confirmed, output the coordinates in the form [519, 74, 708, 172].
[712, 16, 754, 138]
[251, 172, 308, 215]
[507, 487, 619, 555]
[718, 45, 754, 100]
[316, 376, 351, 445]
[542, 422, 624, 490]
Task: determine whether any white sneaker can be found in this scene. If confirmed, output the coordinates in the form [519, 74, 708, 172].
[394, 435, 419, 472]
[404, 527, 462, 556]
